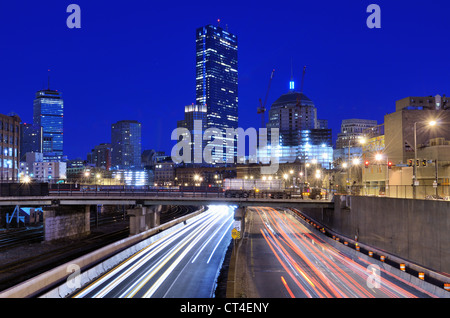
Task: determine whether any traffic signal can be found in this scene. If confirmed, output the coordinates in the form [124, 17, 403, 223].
[408, 159, 413, 167]
[388, 161, 392, 169]
[364, 160, 369, 168]
[416, 159, 420, 167]
[422, 160, 427, 167]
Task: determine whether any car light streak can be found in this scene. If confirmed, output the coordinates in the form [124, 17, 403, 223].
[191, 212, 233, 263]
[253, 206, 436, 298]
[207, 220, 233, 264]
[281, 276, 295, 298]
[73, 206, 234, 298]
[73, 210, 218, 298]
[260, 228, 312, 298]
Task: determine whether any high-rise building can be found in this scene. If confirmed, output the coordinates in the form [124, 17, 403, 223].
[334, 119, 378, 162]
[20, 123, 43, 161]
[266, 79, 332, 167]
[195, 24, 238, 163]
[87, 143, 112, 170]
[111, 120, 142, 170]
[0, 113, 21, 182]
[336, 119, 378, 149]
[177, 104, 207, 164]
[33, 89, 64, 161]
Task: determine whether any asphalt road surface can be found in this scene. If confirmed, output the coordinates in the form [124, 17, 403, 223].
[72, 205, 235, 298]
[235, 206, 439, 298]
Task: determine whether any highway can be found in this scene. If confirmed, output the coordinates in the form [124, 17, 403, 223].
[72, 205, 235, 298]
[238, 207, 439, 298]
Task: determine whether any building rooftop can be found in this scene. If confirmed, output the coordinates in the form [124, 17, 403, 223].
[271, 91, 314, 108]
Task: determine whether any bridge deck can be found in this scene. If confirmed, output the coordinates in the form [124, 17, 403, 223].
[0, 194, 334, 209]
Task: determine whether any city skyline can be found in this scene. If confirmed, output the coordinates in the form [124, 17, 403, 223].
[1, 1, 450, 160]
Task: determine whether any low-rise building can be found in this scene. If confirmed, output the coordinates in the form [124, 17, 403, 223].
[33, 161, 66, 182]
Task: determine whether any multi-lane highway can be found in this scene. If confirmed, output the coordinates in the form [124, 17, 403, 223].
[72, 205, 235, 298]
[236, 207, 439, 298]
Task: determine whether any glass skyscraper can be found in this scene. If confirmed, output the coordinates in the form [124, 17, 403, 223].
[111, 120, 142, 170]
[33, 89, 64, 161]
[195, 24, 238, 163]
[266, 79, 333, 168]
[19, 123, 43, 161]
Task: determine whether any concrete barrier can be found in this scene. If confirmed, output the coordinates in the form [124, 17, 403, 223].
[0, 207, 205, 298]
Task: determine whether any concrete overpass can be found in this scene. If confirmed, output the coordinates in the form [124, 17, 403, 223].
[0, 194, 333, 241]
[0, 195, 333, 209]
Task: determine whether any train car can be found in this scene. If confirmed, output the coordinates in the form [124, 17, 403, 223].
[223, 178, 291, 199]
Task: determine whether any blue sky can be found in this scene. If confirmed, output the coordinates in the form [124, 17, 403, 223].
[1, 0, 449, 159]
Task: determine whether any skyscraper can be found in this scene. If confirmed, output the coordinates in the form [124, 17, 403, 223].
[266, 77, 332, 167]
[0, 113, 21, 182]
[111, 120, 142, 170]
[177, 104, 207, 164]
[195, 23, 238, 163]
[33, 89, 64, 161]
[20, 123, 43, 161]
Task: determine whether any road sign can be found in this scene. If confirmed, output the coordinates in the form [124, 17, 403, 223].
[231, 228, 240, 239]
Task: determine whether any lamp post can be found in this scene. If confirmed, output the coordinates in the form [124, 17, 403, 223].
[375, 153, 389, 196]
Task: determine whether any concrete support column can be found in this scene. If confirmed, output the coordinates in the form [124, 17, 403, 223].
[233, 207, 246, 238]
[128, 205, 162, 236]
[43, 205, 91, 241]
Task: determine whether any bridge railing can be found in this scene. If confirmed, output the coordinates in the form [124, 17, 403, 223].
[45, 183, 331, 201]
[335, 184, 450, 200]
[49, 186, 226, 198]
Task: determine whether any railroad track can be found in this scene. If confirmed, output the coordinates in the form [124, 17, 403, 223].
[0, 205, 200, 293]
[0, 227, 44, 252]
[0, 227, 130, 293]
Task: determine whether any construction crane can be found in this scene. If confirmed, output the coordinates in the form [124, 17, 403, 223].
[297, 65, 307, 106]
[300, 65, 306, 93]
[257, 69, 275, 128]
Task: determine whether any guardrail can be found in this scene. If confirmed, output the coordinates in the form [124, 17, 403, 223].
[335, 184, 450, 200]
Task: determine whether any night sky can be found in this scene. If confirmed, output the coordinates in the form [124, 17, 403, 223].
[1, 0, 449, 160]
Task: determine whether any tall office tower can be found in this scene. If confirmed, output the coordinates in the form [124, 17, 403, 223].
[33, 89, 64, 161]
[20, 123, 43, 161]
[266, 77, 332, 167]
[0, 113, 21, 182]
[111, 120, 142, 170]
[195, 24, 238, 163]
